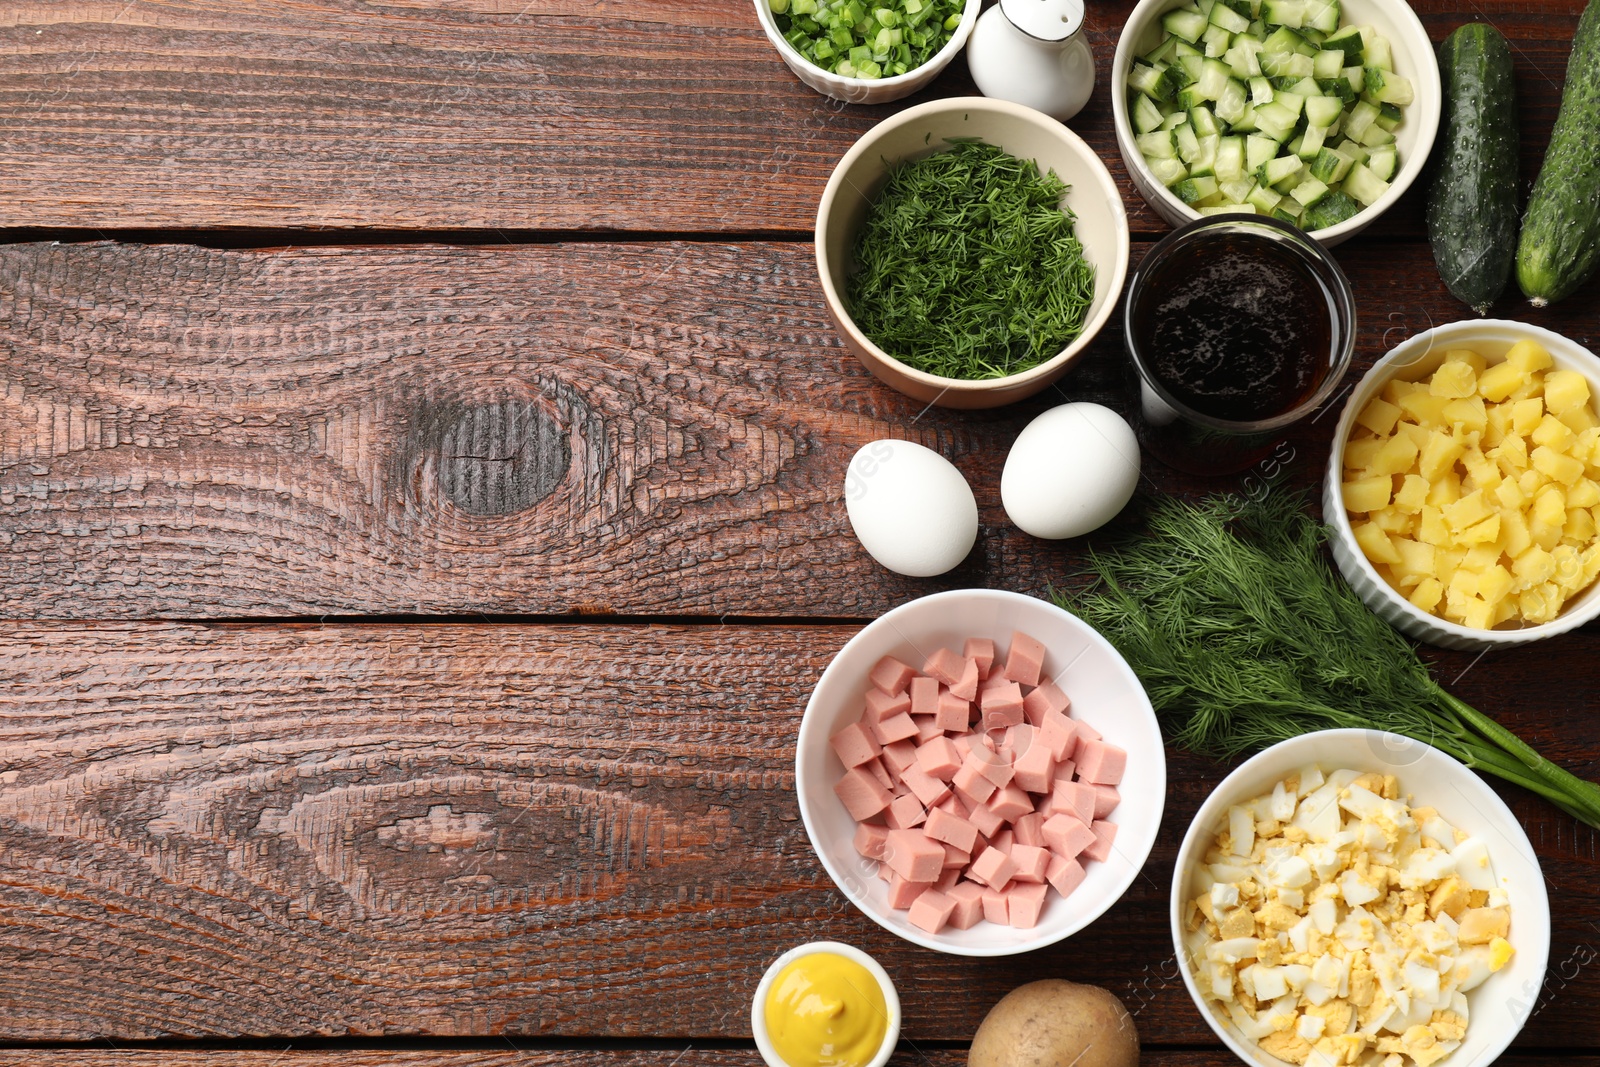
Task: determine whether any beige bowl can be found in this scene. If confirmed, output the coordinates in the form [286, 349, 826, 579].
[752, 0, 980, 105]
[815, 98, 1130, 409]
[1110, 0, 1440, 246]
[1325, 319, 1600, 650]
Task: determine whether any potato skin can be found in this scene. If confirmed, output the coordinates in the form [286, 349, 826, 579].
[968, 980, 1140, 1067]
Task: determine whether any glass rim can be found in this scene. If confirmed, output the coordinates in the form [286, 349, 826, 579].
[1122, 213, 1357, 435]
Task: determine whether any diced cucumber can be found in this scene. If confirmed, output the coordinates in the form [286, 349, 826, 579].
[1209, 1, 1251, 33]
[1198, 57, 1234, 98]
[1215, 77, 1249, 122]
[1246, 133, 1280, 170]
[1143, 37, 1181, 65]
[1364, 31, 1392, 71]
[1259, 153, 1305, 188]
[1358, 121, 1395, 147]
[1365, 144, 1397, 180]
[1174, 175, 1221, 203]
[1132, 93, 1167, 133]
[1260, 0, 1305, 29]
[1343, 159, 1390, 205]
[1176, 87, 1207, 109]
[1226, 37, 1265, 77]
[1249, 75, 1275, 105]
[1291, 175, 1330, 206]
[1335, 137, 1369, 163]
[1261, 25, 1305, 53]
[1304, 0, 1340, 34]
[1163, 111, 1189, 129]
[1313, 48, 1345, 78]
[1163, 8, 1210, 43]
[1203, 23, 1234, 57]
[1174, 39, 1203, 57]
[1376, 101, 1403, 129]
[1148, 156, 1190, 186]
[1298, 124, 1328, 159]
[1191, 106, 1222, 136]
[1198, 0, 1217, 15]
[1138, 129, 1179, 159]
[1288, 75, 1323, 96]
[1220, 176, 1257, 202]
[1176, 122, 1202, 162]
[1322, 25, 1363, 57]
[1216, 134, 1247, 179]
[1371, 70, 1413, 105]
[1229, 103, 1259, 132]
[1274, 197, 1304, 219]
[1273, 90, 1305, 117]
[1217, 0, 1253, 16]
[1344, 98, 1379, 140]
[1191, 134, 1221, 175]
[1200, 203, 1259, 214]
[1253, 100, 1299, 138]
[1318, 76, 1357, 104]
[1309, 145, 1353, 182]
[1129, 62, 1177, 100]
[1304, 94, 1344, 127]
[1302, 188, 1360, 228]
[1247, 183, 1284, 212]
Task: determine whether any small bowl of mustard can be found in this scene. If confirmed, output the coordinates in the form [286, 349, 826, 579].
[752, 941, 900, 1067]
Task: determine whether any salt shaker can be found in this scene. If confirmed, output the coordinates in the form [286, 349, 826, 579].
[966, 0, 1096, 123]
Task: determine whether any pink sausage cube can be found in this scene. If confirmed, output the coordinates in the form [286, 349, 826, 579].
[965, 798, 1005, 838]
[1052, 758, 1078, 783]
[981, 887, 1009, 925]
[830, 721, 882, 769]
[924, 806, 979, 853]
[1051, 780, 1097, 825]
[900, 763, 952, 808]
[870, 711, 919, 746]
[886, 872, 930, 910]
[870, 656, 918, 695]
[986, 783, 1033, 823]
[909, 675, 941, 718]
[864, 757, 894, 791]
[923, 647, 967, 688]
[952, 760, 999, 806]
[935, 794, 966, 817]
[884, 829, 945, 883]
[947, 881, 986, 930]
[913, 715, 944, 743]
[1046, 854, 1088, 898]
[963, 638, 997, 678]
[907, 889, 956, 933]
[935, 690, 971, 733]
[1040, 708, 1080, 762]
[941, 842, 971, 868]
[864, 686, 913, 723]
[877, 861, 892, 882]
[885, 793, 926, 830]
[935, 866, 962, 893]
[1011, 740, 1055, 794]
[1006, 882, 1049, 928]
[1010, 844, 1050, 884]
[949, 657, 980, 702]
[1013, 811, 1045, 847]
[974, 749, 1016, 790]
[980, 682, 1026, 731]
[1076, 739, 1127, 786]
[881, 739, 918, 777]
[916, 735, 963, 782]
[1003, 631, 1047, 687]
[854, 822, 889, 860]
[835, 766, 893, 820]
[990, 828, 1015, 854]
[1082, 819, 1119, 864]
[1042, 812, 1097, 859]
[1091, 784, 1121, 819]
[1077, 719, 1103, 742]
[969, 845, 1018, 890]
[1022, 678, 1071, 726]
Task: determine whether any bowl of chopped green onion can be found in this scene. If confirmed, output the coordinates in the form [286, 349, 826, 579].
[1110, 0, 1439, 245]
[815, 98, 1130, 409]
[754, 0, 979, 104]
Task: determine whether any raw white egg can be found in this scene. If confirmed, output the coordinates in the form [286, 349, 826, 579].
[1001, 403, 1140, 539]
[844, 439, 977, 577]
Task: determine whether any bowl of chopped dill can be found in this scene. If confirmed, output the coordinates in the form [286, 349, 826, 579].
[815, 97, 1130, 409]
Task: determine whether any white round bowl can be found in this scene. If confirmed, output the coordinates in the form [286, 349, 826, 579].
[795, 589, 1166, 955]
[752, 941, 900, 1067]
[752, 0, 980, 105]
[1110, 0, 1441, 245]
[1171, 729, 1551, 1067]
[816, 98, 1131, 409]
[1324, 319, 1600, 650]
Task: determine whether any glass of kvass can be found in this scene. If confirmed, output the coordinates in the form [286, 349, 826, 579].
[1123, 215, 1355, 475]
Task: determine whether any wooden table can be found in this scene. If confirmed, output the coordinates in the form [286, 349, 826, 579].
[0, 2, 1595, 1065]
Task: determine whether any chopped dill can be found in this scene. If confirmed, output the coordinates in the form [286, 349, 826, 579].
[846, 139, 1096, 380]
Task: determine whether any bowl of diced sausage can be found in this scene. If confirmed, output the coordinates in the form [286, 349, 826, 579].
[794, 588, 1167, 955]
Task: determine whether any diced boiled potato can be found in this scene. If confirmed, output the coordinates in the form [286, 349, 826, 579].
[1513, 545, 1555, 586]
[1400, 391, 1454, 428]
[1477, 563, 1514, 607]
[1418, 430, 1465, 481]
[1464, 543, 1501, 571]
[1544, 369, 1591, 414]
[1343, 475, 1393, 513]
[1500, 507, 1533, 557]
[1568, 506, 1597, 545]
[1409, 577, 1444, 611]
[1489, 433, 1528, 477]
[1366, 434, 1419, 477]
[1427, 471, 1463, 507]
[1532, 413, 1574, 452]
[1534, 485, 1566, 526]
[1370, 506, 1414, 534]
[1356, 396, 1403, 436]
[1446, 567, 1479, 601]
[1533, 445, 1584, 486]
[1418, 506, 1450, 546]
[1344, 437, 1385, 470]
[1554, 545, 1586, 594]
[1353, 522, 1402, 564]
[1394, 474, 1429, 511]
[1476, 360, 1525, 403]
[1494, 476, 1526, 511]
[1382, 378, 1426, 406]
[1393, 537, 1435, 578]
[1430, 360, 1478, 398]
[1569, 479, 1600, 509]
[1519, 583, 1562, 624]
[1531, 516, 1564, 552]
[1444, 489, 1492, 532]
[1561, 403, 1599, 434]
[1505, 339, 1554, 376]
[1441, 348, 1488, 374]
[1396, 421, 1431, 450]
[1511, 397, 1544, 436]
[1443, 396, 1488, 432]
[1458, 513, 1501, 545]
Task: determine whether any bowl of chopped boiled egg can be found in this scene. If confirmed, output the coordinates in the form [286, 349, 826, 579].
[1326, 319, 1600, 650]
[1171, 729, 1549, 1067]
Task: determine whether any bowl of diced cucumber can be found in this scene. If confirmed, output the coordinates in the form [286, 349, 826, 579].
[1111, 0, 1440, 245]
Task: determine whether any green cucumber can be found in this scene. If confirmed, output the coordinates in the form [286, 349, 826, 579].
[1518, 0, 1600, 306]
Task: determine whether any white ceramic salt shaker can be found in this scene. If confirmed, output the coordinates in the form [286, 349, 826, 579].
[967, 0, 1096, 123]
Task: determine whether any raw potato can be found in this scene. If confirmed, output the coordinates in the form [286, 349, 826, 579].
[969, 980, 1139, 1067]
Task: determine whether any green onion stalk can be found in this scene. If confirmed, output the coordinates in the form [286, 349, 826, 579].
[1055, 492, 1600, 828]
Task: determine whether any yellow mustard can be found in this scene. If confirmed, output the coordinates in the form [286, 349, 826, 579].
[764, 951, 888, 1067]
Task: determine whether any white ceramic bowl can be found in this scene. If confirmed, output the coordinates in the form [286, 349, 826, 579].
[1110, 0, 1440, 245]
[752, 0, 980, 104]
[816, 98, 1131, 409]
[1171, 729, 1550, 1067]
[795, 589, 1166, 955]
[1325, 319, 1600, 650]
[752, 941, 900, 1067]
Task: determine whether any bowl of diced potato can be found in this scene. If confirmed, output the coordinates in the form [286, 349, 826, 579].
[1326, 320, 1600, 650]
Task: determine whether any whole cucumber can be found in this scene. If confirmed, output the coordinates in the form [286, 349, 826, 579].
[1427, 24, 1519, 315]
[1518, 0, 1600, 306]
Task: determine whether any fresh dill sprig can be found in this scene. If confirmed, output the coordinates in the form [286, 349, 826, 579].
[1056, 492, 1600, 828]
[846, 139, 1096, 380]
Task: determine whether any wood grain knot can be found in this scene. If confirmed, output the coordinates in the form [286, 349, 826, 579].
[429, 397, 570, 516]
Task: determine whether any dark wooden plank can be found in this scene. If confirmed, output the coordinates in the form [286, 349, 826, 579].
[0, 1053, 1589, 1066]
[0, 1, 1584, 233]
[0, 622, 1594, 1043]
[2, 238, 1599, 619]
